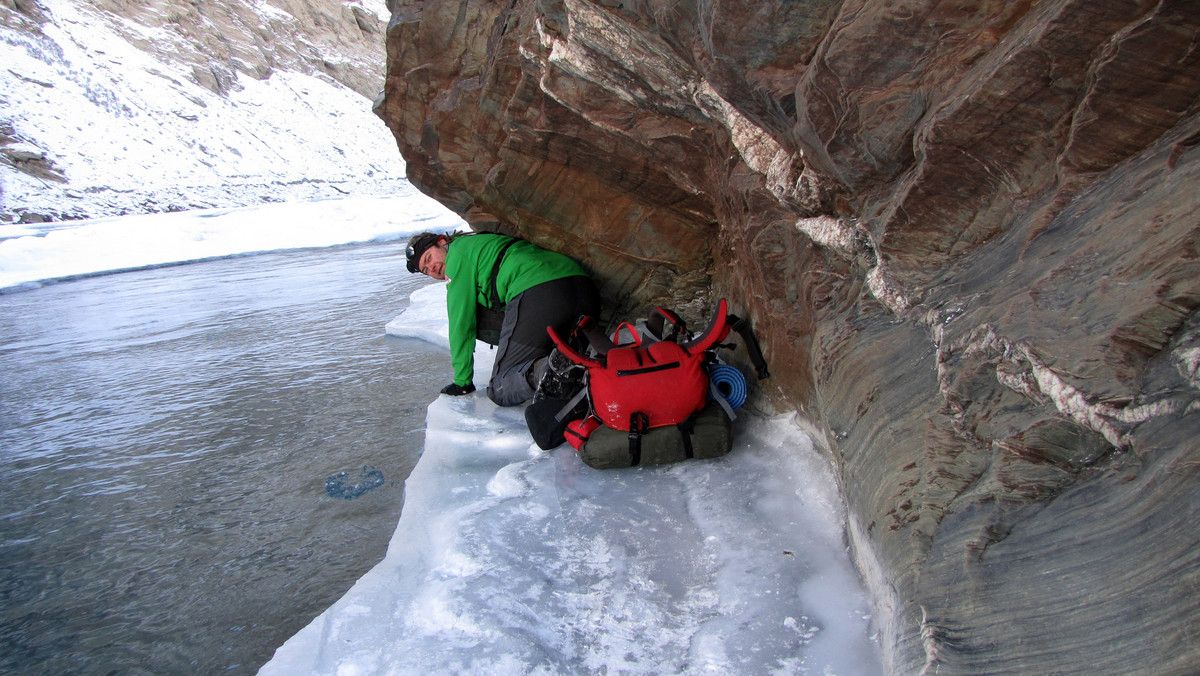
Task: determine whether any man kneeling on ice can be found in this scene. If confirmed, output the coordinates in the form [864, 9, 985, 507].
[406, 231, 600, 406]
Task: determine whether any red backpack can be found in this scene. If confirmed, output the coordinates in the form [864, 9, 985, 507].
[548, 299, 731, 434]
[526, 298, 769, 466]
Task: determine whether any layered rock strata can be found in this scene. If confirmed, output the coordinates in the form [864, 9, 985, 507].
[374, 0, 1200, 672]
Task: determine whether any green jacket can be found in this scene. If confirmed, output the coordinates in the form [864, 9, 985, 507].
[445, 233, 588, 386]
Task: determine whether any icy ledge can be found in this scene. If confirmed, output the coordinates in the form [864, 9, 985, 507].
[260, 284, 881, 674]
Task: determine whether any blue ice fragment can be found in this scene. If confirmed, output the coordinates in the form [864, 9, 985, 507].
[325, 466, 385, 499]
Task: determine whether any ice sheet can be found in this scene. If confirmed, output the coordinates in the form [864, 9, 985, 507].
[262, 284, 881, 674]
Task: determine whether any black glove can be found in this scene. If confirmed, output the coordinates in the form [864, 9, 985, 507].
[440, 383, 476, 396]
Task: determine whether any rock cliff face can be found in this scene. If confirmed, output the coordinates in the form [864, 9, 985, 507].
[374, 0, 1200, 672]
[81, 0, 385, 98]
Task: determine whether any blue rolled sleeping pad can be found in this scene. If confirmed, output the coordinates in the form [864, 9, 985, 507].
[707, 363, 747, 410]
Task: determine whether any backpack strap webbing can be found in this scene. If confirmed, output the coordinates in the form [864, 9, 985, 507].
[581, 317, 619, 357]
[708, 379, 738, 421]
[548, 318, 603, 369]
[484, 238, 520, 311]
[677, 413, 696, 459]
[628, 411, 649, 467]
[646, 307, 685, 343]
[554, 386, 589, 422]
[725, 313, 770, 380]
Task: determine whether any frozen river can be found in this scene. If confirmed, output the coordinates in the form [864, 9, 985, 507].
[1, 195, 882, 675]
[0, 239, 448, 674]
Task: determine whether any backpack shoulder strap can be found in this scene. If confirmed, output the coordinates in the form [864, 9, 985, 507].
[726, 313, 771, 380]
[548, 318, 603, 369]
[580, 317, 619, 357]
[645, 307, 686, 343]
[682, 298, 729, 353]
[484, 237, 521, 310]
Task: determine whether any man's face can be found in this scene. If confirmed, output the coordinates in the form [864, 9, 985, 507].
[419, 241, 448, 280]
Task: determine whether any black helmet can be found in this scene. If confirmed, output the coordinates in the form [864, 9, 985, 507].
[405, 233, 441, 273]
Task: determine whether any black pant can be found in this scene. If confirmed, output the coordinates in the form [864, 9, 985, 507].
[487, 275, 600, 406]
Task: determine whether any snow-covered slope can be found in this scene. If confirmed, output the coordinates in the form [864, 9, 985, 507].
[0, 0, 403, 223]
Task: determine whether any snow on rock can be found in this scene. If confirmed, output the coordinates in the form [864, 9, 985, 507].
[261, 283, 881, 674]
[0, 0, 403, 223]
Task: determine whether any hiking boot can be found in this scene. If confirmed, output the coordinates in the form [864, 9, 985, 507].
[526, 356, 549, 390]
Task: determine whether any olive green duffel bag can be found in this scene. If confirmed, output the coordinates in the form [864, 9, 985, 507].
[576, 400, 733, 470]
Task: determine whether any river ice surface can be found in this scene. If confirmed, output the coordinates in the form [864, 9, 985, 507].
[260, 283, 882, 675]
[1, 193, 881, 673]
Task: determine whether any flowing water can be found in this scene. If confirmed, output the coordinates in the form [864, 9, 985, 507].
[0, 241, 448, 674]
